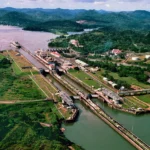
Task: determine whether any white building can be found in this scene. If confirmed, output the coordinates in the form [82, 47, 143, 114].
[145, 55, 150, 59]
[132, 57, 140, 61]
[75, 59, 88, 67]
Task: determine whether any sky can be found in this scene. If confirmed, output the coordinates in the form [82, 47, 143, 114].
[0, 0, 149, 11]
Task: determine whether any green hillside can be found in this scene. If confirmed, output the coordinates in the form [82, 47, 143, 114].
[0, 8, 150, 33]
[49, 28, 150, 53]
[0, 102, 83, 150]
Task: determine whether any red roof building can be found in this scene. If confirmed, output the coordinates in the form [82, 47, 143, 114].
[112, 49, 122, 55]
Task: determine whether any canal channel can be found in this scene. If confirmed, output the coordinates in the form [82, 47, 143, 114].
[19, 37, 150, 150]
[1, 25, 150, 150]
[48, 74, 137, 150]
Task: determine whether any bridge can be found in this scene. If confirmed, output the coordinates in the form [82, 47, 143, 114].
[119, 89, 150, 96]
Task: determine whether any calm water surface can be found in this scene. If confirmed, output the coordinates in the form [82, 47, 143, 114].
[0, 25, 57, 52]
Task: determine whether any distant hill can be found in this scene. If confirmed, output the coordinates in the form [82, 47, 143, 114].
[24, 20, 84, 33]
[0, 11, 37, 26]
[0, 8, 149, 33]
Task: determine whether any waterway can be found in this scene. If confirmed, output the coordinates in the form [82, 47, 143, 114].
[0, 25, 150, 150]
[67, 28, 98, 35]
[0, 25, 57, 52]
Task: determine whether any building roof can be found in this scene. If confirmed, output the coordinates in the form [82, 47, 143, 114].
[102, 88, 121, 101]
[60, 91, 74, 106]
[112, 49, 122, 55]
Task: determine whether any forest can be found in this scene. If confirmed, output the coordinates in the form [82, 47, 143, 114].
[0, 8, 150, 34]
[0, 102, 83, 150]
[49, 28, 150, 53]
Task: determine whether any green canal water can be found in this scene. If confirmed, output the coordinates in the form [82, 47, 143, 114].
[61, 76, 150, 150]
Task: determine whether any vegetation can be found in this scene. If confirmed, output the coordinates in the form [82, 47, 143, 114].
[69, 69, 100, 89]
[0, 102, 83, 150]
[24, 20, 84, 34]
[102, 71, 130, 89]
[0, 57, 45, 100]
[80, 58, 149, 84]
[49, 29, 150, 53]
[0, 8, 150, 34]
[109, 72, 150, 89]
[123, 96, 148, 109]
[0, 10, 85, 33]
[137, 95, 150, 104]
[32, 74, 57, 99]
[0, 55, 83, 149]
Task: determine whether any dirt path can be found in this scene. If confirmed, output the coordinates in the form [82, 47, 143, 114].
[0, 99, 47, 104]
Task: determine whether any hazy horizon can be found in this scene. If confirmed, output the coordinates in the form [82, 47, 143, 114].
[0, 0, 149, 11]
[0, 7, 150, 12]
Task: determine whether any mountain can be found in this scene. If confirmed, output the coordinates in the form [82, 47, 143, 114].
[0, 7, 86, 21]
[0, 11, 38, 26]
[129, 10, 150, 20]
[74, 10, 150, 30]
[0, 8, 149, 33]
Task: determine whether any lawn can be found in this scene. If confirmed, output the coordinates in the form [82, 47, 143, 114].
[69, 69, 100, 89]
[109, 72, 150, 89]
[7, 50, 35, 73]
[12, 62, 22, 75]
[137, 95, 150, 104]
[95, 69, 150, 89]
[0, 54, 4, 60]
[31, 74, 57, 99]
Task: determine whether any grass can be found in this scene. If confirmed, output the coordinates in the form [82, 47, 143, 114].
[0, 54, 5, 60]
[137, 95, 150, 104]
[0, 54, 45, 101]
[56, 102, 72, 119]
[7, 50, 35, 73]
[90, 70, 117, 92]
[109, 72, 150, 89]
[0, 75, 45, 101]
[125, 96, 148, 109]
[12, 62, 22, 75]
[94, 69, 150, 89]
[31, 74, 57, 99]
[69, 69, 100, 89]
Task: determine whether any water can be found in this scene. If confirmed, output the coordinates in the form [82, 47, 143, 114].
[63, 102, 137, 150]
[63, 98, 150, 150]
[67, 28, 97, 35]
[0, 25, 150, 150]
[0, 25, 58, 52]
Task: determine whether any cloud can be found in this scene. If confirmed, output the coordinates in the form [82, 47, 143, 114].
[74, 0, 148, 2]
[0, 0, 149, 11]
[105, 3, 110, 7]
[74, 0, 108, 2]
